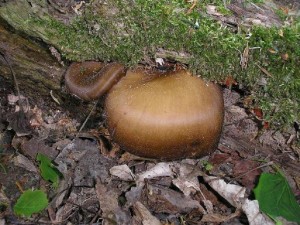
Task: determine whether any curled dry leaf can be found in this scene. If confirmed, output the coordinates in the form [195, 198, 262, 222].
[172, 162, 203, 196]
[142, 184, 205, 214]
[95, 180, 118, 213]
[132, 201, 162, 225]
[13, 154, 38, 173]
[155, 57, 164, 66]
[29, 105, 44, 128]
[242, 199, 274, 225]
[204, 176, 245, 207]
[201, 210, 241, 223]
[110, 164, 135, 181]
[137, 162, 174, 185]
[204, 176, 275, 225]
[7, 110, 32, 136]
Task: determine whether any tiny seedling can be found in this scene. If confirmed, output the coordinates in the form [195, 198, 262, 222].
[36, 153, 62, 188]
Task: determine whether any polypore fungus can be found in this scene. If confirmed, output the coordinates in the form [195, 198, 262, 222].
[105, 68, 224, 160]
[65, 61, 125, 101]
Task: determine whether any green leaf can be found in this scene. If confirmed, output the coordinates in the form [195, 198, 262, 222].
[254, 172, 300, 223]
[36, 153, 61, 188]
[13, 189, 48, 217]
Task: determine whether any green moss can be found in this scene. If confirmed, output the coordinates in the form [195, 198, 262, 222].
[0, 0, 299, 129]
[247, 25, 300, 127]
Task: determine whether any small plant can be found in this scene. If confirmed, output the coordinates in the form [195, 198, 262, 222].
[202, 160, 214, 171]
[13, 189, 48, 217]
[36, 153, 62, 188]
[254, 172, 300, 223]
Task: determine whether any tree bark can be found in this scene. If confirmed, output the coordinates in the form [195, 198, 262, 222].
[0, 20, 66, 102]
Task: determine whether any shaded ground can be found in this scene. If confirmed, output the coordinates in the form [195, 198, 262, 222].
[0, 74, 299, 224]
[0, 0, 300, 225]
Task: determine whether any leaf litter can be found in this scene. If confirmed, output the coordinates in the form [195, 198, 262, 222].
[1, 78, 300, 224]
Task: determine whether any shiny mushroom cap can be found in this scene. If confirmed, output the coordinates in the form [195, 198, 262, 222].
[105, 68, 224, 160]
[65, 61, 126, 101]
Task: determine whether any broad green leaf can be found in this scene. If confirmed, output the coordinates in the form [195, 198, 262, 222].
[254, 172, 300, 223]
[14, 189, 48, 217]
[36, 153, 61, 188]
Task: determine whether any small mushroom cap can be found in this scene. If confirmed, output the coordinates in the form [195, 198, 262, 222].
[105, 68, 224, 160]
[65, 61, 126, 101]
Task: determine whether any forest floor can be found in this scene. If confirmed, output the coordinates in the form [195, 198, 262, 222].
[0, 0, 300, 225]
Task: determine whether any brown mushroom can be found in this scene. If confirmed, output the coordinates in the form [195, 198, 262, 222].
[105, 68, 224, 160]
[65, 61, 126, 101]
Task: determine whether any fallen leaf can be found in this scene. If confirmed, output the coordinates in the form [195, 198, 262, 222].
[132, 201, 162, 225]
[232, 160, 261, 190]
[96, 180, 118, 212]
[263, 121, 270, 129]
[242, 199, 274, 225]
[172, 162, 203, 196]
[21, 137, 58, 160]
[125, 186, 144, 207]
[253, 107, 263, 120]
[29, 106, 43, 128]
[142, 184, 204, 214]
[209, 153, 231, 165]
[203, 176, 275, 225]
[201, 210, 240, 223]
[254, 172, 300, 223]
[224, 76, 238, 88]
[13, 154, 38, 173]
[37, 153, 61, 188]
[268, 48, 277, 54]
[278, 29, 284, 37]
[7, 111, 32, 136]
[137, 162, 174, 185]
[155, 58, 164, 66]
[110, 164, 135, 181]
[279, 7, 289, 15]
[55, 187, 99, 222]
[13, 189, 48, 217]
[204, 176, 245, 207]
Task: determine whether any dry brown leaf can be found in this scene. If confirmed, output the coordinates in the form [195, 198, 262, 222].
[110, 164, 135, 181]
[132, 201, 162, 225]
[21, 137, 58, 160]
[13, 154, 38, 173]
[232, 160, 261, 189]
[142, 184, 205, 214]
[201, 210, 240, 223]
[172, 162, 203, 196]
[95, 179, 131, 225]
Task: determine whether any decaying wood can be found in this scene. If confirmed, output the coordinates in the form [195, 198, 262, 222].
[0, 21, 66, 101]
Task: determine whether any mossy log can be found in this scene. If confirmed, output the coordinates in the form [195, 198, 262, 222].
[0, 21, 66, 101]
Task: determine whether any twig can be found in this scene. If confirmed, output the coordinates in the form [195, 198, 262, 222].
[0, 52, 28, 112]
[233, 161, 274, 181]
[50, 90, 61, 105]
[0, 52, 21, 102]
[76, 100, 99, 136]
